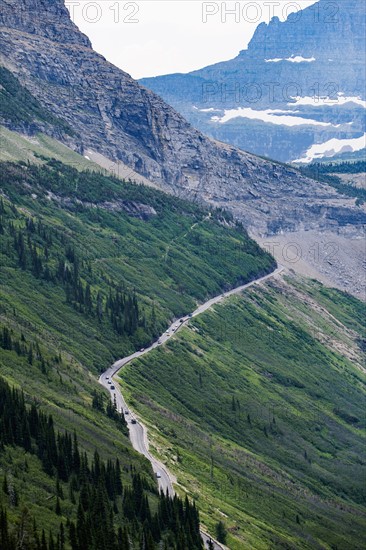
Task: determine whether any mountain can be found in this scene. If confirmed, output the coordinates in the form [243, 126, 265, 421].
[120, 274, 366, 549]
[0, 2, 365, 547]
[0, 0, 363, 238]
[0, 0, 365, 300]
[140, 0, 366, 164]
[0, 150, 274, 548]
[1, 150, 364, 549]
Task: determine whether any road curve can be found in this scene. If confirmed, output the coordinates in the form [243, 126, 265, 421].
[99, 265, 284, 549]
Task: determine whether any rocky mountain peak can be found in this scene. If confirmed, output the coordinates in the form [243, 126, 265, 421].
[0, 0, 91, 47]
[244, 0, 365, 62]
[0, 0, 364, 249]
[140, 1, 365, 164]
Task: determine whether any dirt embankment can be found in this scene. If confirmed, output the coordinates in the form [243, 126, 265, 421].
[255, 230, 366, 300]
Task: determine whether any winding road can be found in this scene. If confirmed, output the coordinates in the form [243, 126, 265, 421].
[99, 265, 284, 549]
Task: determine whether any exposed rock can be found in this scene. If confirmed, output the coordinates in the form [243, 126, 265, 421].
[101, 200, 157, 220]
[45, 189, 156, 219]
[140, 0, 365, 163]
[1, 0, 363, 238]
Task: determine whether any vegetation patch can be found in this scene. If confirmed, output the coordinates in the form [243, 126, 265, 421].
[120, 277, 366, 549]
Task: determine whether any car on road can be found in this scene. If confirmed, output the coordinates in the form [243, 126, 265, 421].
[124, 410, 129, 414]
[106, 376, 109, 380]
[165, 330, 169, 334]
[131, 418, 137, 424]
[156, 472, 162, 478]
[110, 385, 115, 390]
[140, 348, 145, 352]
[108, 380, 112, 384]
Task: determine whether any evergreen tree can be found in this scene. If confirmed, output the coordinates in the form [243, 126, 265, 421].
[215, 521, 227, 544]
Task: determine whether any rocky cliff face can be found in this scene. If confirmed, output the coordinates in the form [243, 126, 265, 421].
[245, 0, 364, 65]
[0, 0, 91, 46]
[0, 0, 364, 238]
[141, 0, 365, 163]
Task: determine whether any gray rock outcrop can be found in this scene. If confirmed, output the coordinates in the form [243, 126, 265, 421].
[0, 0, 364, 238]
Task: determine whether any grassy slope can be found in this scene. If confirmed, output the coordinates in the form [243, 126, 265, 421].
[0, 321, 152, 547]
[0, 126, 98, 169]
[2, 69, 363, 547]
[119, 274, 366, 549]
[0, 156, 274, 539]
[0, 161, 274, 363]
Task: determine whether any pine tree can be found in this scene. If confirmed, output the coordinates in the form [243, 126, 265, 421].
[2, 475, 8, 495]
[215, 521, 227, 544]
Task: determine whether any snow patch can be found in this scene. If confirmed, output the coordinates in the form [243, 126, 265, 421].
[293, 134, 366, 163]
[265, 56, 316, 63]
[199, 107, 222, 113]
[212, 107, 338, 127]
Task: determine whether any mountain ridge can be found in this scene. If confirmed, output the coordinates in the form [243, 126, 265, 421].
[1, 0, 362, 238]
[0, 2, 365, 547]
[140, 0, 365, 163]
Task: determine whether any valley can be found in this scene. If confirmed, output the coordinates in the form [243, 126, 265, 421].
[0, 157, 274, 548]
[118, 273, 365, 549]
[0, 1, 365, 548]
[99, 266, 284, 545]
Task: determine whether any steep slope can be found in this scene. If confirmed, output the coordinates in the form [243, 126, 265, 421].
[0, 378, 203, 550]
[0, 0, 363, 239]
[0, 4, 365, 547]
[119, 273, 366, 549]
[141, 0, 366, 164]
[0, 151, 275, 547]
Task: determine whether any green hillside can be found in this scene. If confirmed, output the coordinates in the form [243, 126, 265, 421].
[0, 377, 203, 550]
[0, 126, 100, 170]
[119, 275, 366, 549]
[1, 63, 364, 550]
[0, 156, 274, 547]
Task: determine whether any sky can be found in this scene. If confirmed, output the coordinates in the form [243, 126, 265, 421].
[66, 1, 318, 79]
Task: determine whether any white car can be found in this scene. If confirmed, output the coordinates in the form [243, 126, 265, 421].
[156, 472, 162, 479]
[108, 380, 112, 385]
